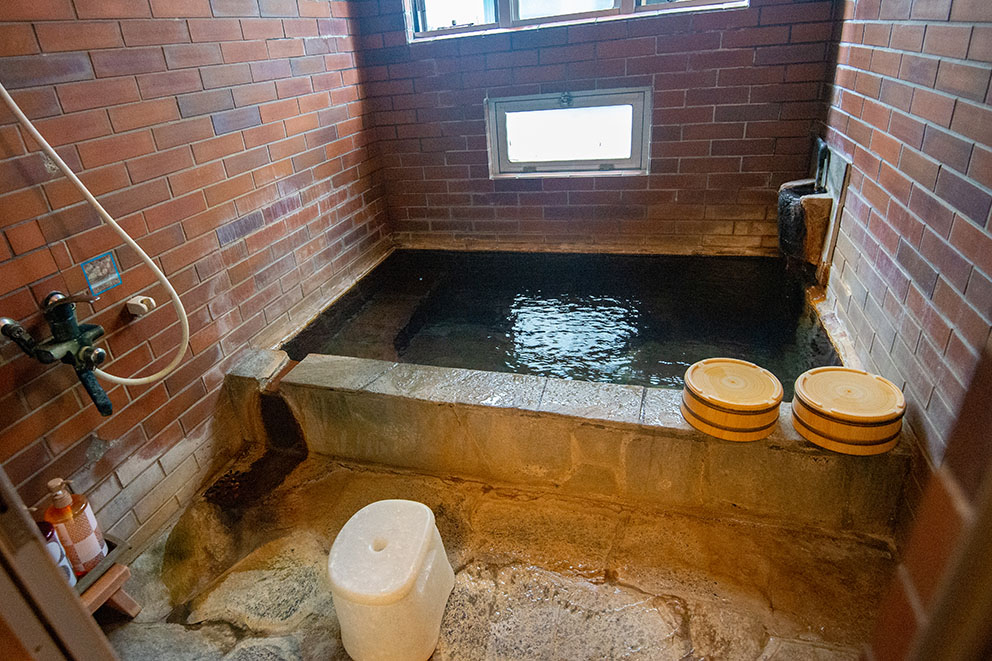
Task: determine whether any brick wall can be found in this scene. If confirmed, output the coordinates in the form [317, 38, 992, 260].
[359, 0, 836, 255]
[824, 0, 992, 468]
[0, 0, 388, 550]
[867, 336, 992, 661]
[824, 1, 992, 657]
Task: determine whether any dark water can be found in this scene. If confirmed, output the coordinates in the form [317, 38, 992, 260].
[283, 250, 840, 400]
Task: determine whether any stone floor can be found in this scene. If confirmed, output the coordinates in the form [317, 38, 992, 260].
[101, 455, 892, 660]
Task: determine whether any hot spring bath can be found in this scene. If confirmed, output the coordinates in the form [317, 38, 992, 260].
[283, 249, 840, 399]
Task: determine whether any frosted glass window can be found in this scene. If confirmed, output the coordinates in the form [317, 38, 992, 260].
[422, 0, 492, 31]
[517, 0, 616, 20]
[506, 106, 634, 163]
[486, 87, 651, 178]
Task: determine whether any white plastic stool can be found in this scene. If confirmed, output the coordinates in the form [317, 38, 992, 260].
[328, 499, 455, 661]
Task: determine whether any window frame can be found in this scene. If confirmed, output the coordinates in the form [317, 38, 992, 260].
[410, 0, 499, 37]
[485, 87, 653, 179]
[406, 0, 749, 41]
[512, 0, 622, 27]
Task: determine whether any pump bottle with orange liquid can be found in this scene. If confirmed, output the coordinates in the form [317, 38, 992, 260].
[43, 478, 108, 577]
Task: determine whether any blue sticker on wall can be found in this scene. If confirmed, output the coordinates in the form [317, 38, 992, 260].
[81, 252, 122, 295]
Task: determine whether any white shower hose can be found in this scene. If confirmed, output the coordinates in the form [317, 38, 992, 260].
[0, 81, 189, 386]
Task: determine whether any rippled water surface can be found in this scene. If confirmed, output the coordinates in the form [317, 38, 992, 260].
[284, 250, 840, 399]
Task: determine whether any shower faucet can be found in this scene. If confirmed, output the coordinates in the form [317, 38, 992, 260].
[1, 292, 113, 416]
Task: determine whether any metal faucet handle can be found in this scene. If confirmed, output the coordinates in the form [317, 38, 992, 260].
[42, 291, 99, 312]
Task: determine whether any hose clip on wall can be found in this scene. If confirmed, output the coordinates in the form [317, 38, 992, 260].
[0, 79, 191, 416]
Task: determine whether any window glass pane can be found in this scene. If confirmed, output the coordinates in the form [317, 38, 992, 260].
[505, 105, 634, 163]
[517, 0, 615, 20]
[423, 0, 492, 31]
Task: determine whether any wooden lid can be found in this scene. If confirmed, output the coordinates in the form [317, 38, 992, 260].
[684, 358, 783, 411]
[794, 367, 905, 423]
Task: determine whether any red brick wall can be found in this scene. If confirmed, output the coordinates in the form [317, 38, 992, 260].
[0, 0, 388, 547]
[359, 0, 836, 254]
[868, 337, 992, 661]
[824, 0, 992, 468]
[825, 2, 992, 655]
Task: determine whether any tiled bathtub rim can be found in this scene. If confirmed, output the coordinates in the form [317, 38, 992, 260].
[278, 353, 912, 458]
[812, 290, 863, 372]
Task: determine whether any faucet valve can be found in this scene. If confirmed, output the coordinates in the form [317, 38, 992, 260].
[42, 292, 99, 312]
[77, 346, 107, 371]
[1, 292, 113, 416]
[1, 317, 38, 356]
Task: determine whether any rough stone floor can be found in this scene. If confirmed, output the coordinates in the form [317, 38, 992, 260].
[101, 456, 892, 660]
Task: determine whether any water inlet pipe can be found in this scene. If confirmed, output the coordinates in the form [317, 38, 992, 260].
[0, 80, 190, 386]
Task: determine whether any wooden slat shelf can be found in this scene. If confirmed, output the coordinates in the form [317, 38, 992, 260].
[74, 534, 141, 618]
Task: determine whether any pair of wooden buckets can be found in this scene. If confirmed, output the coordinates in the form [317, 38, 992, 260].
[680, 358, 905, 455]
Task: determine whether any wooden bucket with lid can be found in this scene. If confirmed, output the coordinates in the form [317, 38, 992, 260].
[681, 358, 784, 442]
[792, 367, 905, 455]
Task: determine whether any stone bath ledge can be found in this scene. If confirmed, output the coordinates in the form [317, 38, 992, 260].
[227, 351, 912, 541]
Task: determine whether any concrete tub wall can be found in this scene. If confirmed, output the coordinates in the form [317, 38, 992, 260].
[259, 353, 911, 539]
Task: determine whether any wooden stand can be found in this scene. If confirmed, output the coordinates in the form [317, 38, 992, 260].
[79, 564, 141, 618]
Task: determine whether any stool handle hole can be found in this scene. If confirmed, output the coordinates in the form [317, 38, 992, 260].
[372, 538, 387, 552]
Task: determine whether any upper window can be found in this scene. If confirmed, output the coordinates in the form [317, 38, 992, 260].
[408, 0, 748, 40]
[517, 0, 615, 21]
[485, 88, 652, 179]
[417, 0, 494, 32]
